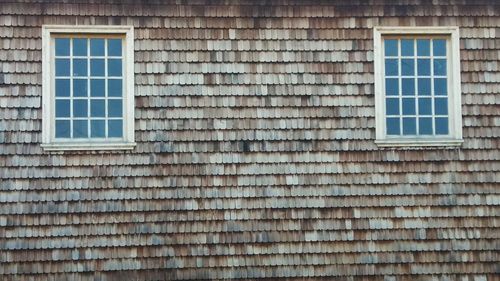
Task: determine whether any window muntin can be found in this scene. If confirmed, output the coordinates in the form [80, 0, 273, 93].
[383, 37, 450, 137]
[42, 25, 135, 151]
[374, 27, 462, 147]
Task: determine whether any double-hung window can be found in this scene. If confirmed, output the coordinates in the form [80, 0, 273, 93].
[41, 26, 135, 150]
[374, 27, 463, 147]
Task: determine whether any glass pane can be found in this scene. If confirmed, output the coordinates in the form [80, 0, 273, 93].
[91, 120, 106, 138]
[73, 59, 87, 76]
[90, 79, 105, 97]
[435, 98, 448, 115]
[90, 100, 105, 117]
[401, 59, 414, 75]
[55, 99, 70, 117]
[417, 39, 430, 56]
[433, 39, 446, 56]
[386, 98, 399, 115]
[418, 98, 432, 115]
[73, 100, 88, 117]
[108, 79, 123, 97]
[55, 59, 70, 76]
[90, 59, 105, 76]
[108, 39, 122, 56]
[402, 98, 416, 115]
[402, 78, 415, 96]
[402, 117, 416, 135]
[384, 39, 398, 56]
[108, 120, 123, 137]
[55, 79, 70, 97]
[108, 59, 122, 76]
[55, 120, 70, 138]
[73, 38, 87, 56]
[385, 78, 399, 96]
[434, 78, 447, 96]
[385, 59, 398, 76]
[55, 38, 70, 56]
[434, 59, 447, 76]
[73, 79, 88, 97]
[90, 38, 105, 56]
[73, 120, 88, 138]
[417, 59, 430, 76]
[435, 117, 449, 135]
[418, 117, 433, 135]
[401, 39, 414, 56]
[417, 78, 431, 96]
[386, 118, 400, 135]
[108, 100, 123, 117]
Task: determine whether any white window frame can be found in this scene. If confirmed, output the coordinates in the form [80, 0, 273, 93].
[41, 25, 135, 151]
[373, 26, 463, 147]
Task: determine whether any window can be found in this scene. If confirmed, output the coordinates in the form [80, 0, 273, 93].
[373, 27, 463, 147]
[41, 26, 135, 150]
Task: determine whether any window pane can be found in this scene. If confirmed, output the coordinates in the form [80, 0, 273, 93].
[73, 38, 87, 56]
[401, 39, 414, 56]
[108, 100, 123, 117]
[418, 98, 432, 115]
[91, 120, 106, 138]
[417, 78, 431, 96]
[386, 118, 400, 135]
[435, 117, 449, 135]
[55, 59, 70, 76]
[90, 59, 105, 76]
[418, 117, 433, 135]
[73, 59, 88, 76]
[417, 39, 430, 56]
[435, 98, 448, 115]
[417, 59, 430, 76]
[402, 78, 415, 96]
[433, 39, 446, 56]
[55, 38, 70, 56]
[73, 100, 88, 117]
[55, 79, 70, 97]
[108, 59, 122, 76]
[55, 100, 70, 117]
[401, 59, 414, 75]
[73, 79, 88, 97]
[90, 38, 105, 56]
[55, 120, 70, 138]
[108, 120, 123, 137]
[73, 120, 88, 138]
[434, 59, 447, 76]
[385, 78, 399, 96]
[402, 117, 416, 135]
[385, 59, 398, 76]
[108, 39, 122, 56]
[90, 79, 105, 97]
[434, 78, 447, 96]
[386, 98, 399, 115]
[90, 100, 105, 117]
[108, 79, 123, 97]
[402, 98, 416, 115]
[384, 39, 398, 56]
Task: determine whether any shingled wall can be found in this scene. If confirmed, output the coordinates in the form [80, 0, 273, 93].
[0, 0, 499, 280]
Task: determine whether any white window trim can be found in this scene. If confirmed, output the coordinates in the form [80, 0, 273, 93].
[373, 26, 463, 147]
[41, 25, 135, 151]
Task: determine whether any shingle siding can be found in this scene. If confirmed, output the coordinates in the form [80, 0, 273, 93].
[0, 0, 499, 280]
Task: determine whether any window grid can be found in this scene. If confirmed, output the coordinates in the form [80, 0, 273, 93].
[384, 37, 449, 137]
[54, 36, 124, 140]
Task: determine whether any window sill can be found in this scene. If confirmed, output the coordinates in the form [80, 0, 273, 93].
[41, 142, 136, 151]
[375, 139, 463, 148]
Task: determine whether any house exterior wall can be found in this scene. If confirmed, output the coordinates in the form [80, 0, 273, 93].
[0, 0, 499, 280]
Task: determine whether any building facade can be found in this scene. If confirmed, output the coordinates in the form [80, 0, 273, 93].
[0, 0, 499, 280]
